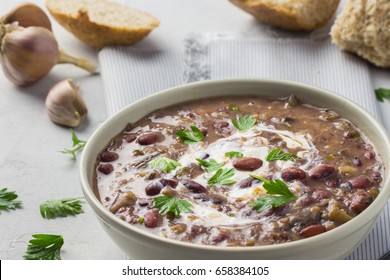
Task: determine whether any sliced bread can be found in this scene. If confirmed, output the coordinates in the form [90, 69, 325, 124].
[229, 0, 340, 31]
[331, 0, 390, 68]
[46, 0, 159, 48]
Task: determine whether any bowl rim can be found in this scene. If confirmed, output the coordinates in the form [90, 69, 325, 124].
[80, 78, 390, 253]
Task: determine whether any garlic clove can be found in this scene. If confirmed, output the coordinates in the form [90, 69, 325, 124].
[46, 79, 88, 128]
[1, 2, 52, 30]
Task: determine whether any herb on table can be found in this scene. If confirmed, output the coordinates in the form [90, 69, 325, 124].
[225, 151, 243, 159]
[232, 115, 256, 131]
[40, 197, 84, 219]
[375, 88, 390, 102]
[149, 157, 181, 173]
[196, 158, 224, 173]
[229, 105, 240, 112]
[153, 196, 193, 217]
[61, 129, 87, 159]
[249, 174, 297, 212]
[176, 126, 204, 144]
[266, 148, 297, 162]
[208, 168, 236, 186]
[24, 234, 64, 260]
[0, 188, 21, 211]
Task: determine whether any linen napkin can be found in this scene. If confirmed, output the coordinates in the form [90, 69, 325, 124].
[98, 34, 389, 260]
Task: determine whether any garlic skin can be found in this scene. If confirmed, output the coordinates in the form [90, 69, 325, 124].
[0, 23, 96, 86]
[46, 79, 88, 128]
[1, 2, 52, 30]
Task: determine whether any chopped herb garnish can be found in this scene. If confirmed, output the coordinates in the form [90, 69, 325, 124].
[229, 105, 240, 111]
[249, 174, 297, 212]
[266, 148, 297, 162]
[176, 126, 204, 144]
[24, 234, 64, 260]
[232, 115, 256, 131]
[225, 151, 243, 159]
[61, 129, 87, 159]
[0, 188, 21, 211]
[153, 196, 193, 217]
[149, 157, 181, 173]
[207, 168, 236, 186]
[40, 198, 84, 219]
[196, 158, 224, 173]
[375, 88, 390, 102]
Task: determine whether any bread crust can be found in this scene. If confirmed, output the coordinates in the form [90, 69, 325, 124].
[46, 0, 159, 48]
[229, 0, 340, 31]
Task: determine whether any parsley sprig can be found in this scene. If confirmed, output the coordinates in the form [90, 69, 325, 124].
[153, 196, 193, 217]
[61, 129, 87, 159]
[149, 157, 181, 173]
[208, 168, 236, 186]
[0, 188, 21, 211]
[40, 198, 84, 219]
[196, 158, 224, 173]
[176, 126, 204, 144]
[375, 88, 390, 102]
[24, 234, 64, 260]
[266, 148, 297, 162]
[225, 151, 243, 159]
[249, 174, 297, 212]
[232, 115, 256, 131]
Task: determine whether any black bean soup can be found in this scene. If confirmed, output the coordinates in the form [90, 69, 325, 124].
[94, 96, 383, 247]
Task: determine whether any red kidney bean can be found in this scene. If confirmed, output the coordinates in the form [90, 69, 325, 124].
[352, 156, 362, 166]
[124, 134, 137, 143]
[99, 151, 119, 162]
[309, 164, 336, 180]
[349, 176, 372, 189]
[233, 157, 263, 171]
[200, 128, 208, 136]
[213, 121, 229, 129]
[299, 194, 315, 207]
[137, 198, 151, 207]
[350, 190, 373, 213]
[144, 209, 163, 228]
[190, 225, 206, 236]
[160, 178, 178, 188]
[364, 151, 375, 159]
[194, 194, 210, 202]
[325, 178, 341, 188]
[370, 172, 382, 183]
[98, 163, 114, 175]
[211, 233, 228, 243]
[238, 177, 254, 189]
[210, 195, 226, 205]
[137, 132, 164, 145]
[145, 181, 164, 196]
[281, 166, 306, 181]
[181, 179, 207, 193]
[300, 224, 326, 238]
[312, 189, 330, 200]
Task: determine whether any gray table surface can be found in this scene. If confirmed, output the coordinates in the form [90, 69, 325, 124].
[0, 0, 389, 260]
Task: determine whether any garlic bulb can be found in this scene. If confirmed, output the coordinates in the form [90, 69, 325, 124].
[0, 22, 96, 86]
[1, 2, 52, 30]
[46, 79, 88, 128]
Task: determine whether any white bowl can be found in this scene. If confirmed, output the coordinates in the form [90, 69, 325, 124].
[79, 79, 390, 259]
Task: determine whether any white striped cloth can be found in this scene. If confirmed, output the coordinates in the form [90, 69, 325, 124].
[98, 34, 389, 260]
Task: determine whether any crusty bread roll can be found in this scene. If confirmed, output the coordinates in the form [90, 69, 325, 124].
[46, 0, 159, 48]
[331, 0, 390, 68]
[229, 0, 340, 31]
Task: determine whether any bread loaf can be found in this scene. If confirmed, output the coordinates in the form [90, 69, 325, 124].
[331, 0, 390, 68]
[229, 0, 340, 31]
[46, 0, 159, 48]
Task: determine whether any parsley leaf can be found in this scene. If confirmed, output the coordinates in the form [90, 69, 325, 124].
[176, 126, 204, 144]
[225, 151, 243, 159]
[375, 88, 390, 102]
[232, 115, 256, 131]
[61, 129, 87, 159]
[208, 168, 236, 186]
[0, 188, 21, 211]
[249, 174, 297, 212]
[149, 157, 181, 173]
[153, 196, 193, 217]
[196, 158, 224, 173]
[229, 105, 240, 111]
[24, 234, 64, 260]
[266, 148, 297, 162]
[40, 198, 84, 219]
